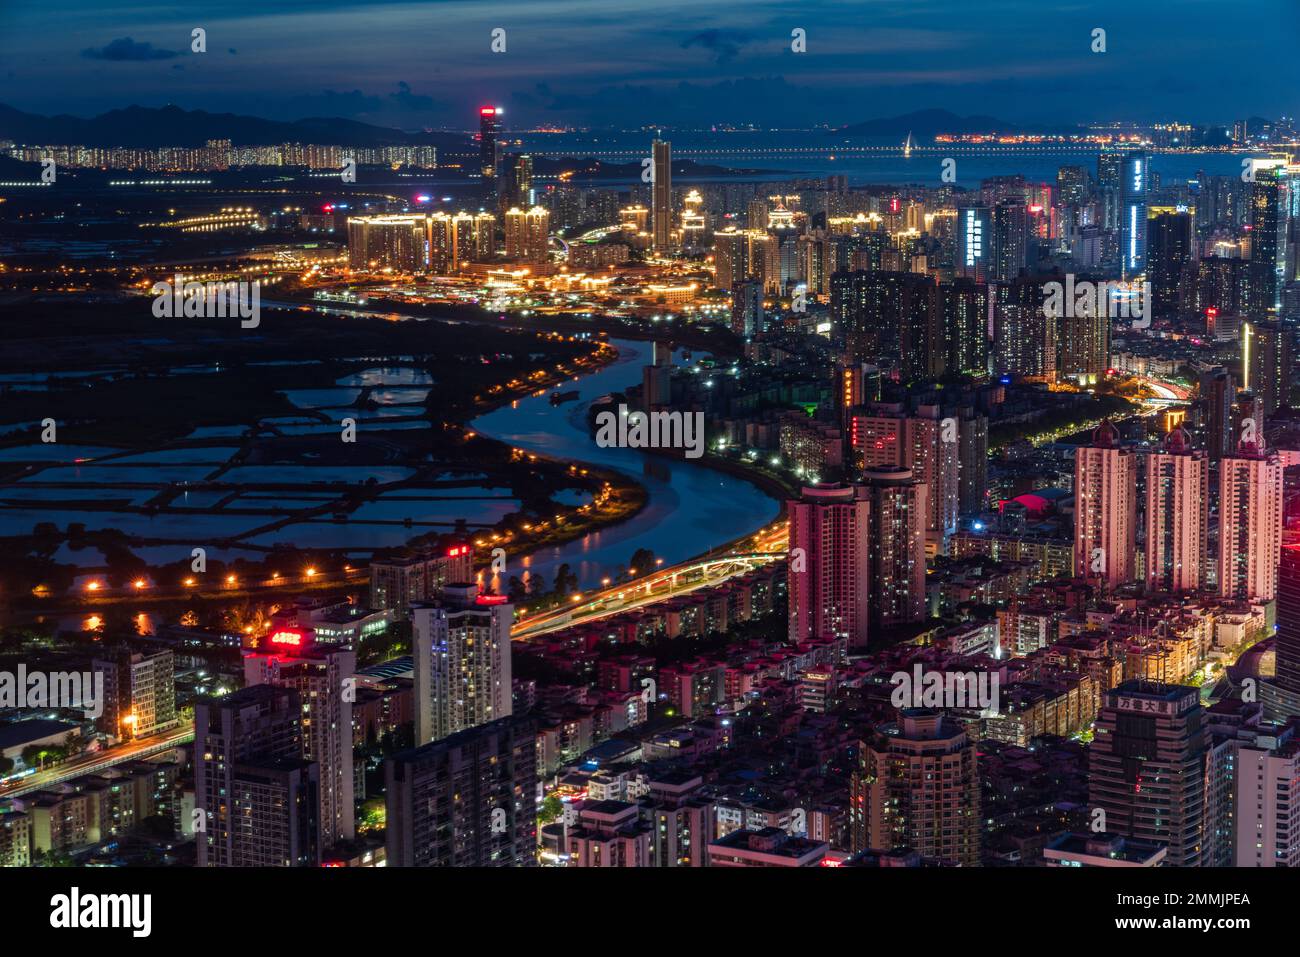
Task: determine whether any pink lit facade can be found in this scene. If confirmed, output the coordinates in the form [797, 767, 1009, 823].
[788, 484, 871, 648]
[1218, 444, 1283, 601]
[1144, 429, 1208, 594]
[1073, 423, 1138, 587]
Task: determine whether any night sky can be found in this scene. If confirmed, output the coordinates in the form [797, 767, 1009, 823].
[1, 0, 1297, 129]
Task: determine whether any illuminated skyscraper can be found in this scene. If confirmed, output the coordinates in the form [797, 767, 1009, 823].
[652, 138, 672, 250]
[829, 270, 937, 378]
[1147, 209, 1194, 316]
[1120, 152, 1150, 276]
[680, 189, 707, 248]
[730, 279, 763, 338]
[1056, 165, 1089, 207]
[512, 153, 534, 207]
[1248, 169, 1281, 318]
[1144, 427, 1207, 594]
[1073, 421, 1138, 586]
[453, 211, 496, 264]
[993, 303, 1053, 381]
[1218, 434, 1283, 601]
[479, 106, 503, 194]
[956, 204, 990, 282]
[1242, 318, 1292, 419]
[1196, 366, 1235, 461]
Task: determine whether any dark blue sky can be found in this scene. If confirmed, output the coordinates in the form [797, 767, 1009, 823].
[1, 0, 1297, 129]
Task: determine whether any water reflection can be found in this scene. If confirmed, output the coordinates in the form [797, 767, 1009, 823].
[470, 339, 779, 590]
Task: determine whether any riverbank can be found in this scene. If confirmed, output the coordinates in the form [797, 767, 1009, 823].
[470, 338, 783, 592]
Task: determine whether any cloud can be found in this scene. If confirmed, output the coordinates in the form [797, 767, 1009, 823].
[680, 29, 747, 64]
[388, 81, 440, 113]
[80, 37, 180, 61]
[286, 89, 385, 116]
[282, 82, 445, 120]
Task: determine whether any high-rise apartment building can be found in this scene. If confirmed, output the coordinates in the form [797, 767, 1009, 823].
[1234, 721, 1300, 866]
[1073, 421, 1138, 587]
[504, 205, 550, 263]
[412, 583, 513, 744]
[385, 716, 536, 867]
[864, 466, 927, 630]
[1264, 547, 1300, 720]
[1218, 436, 1283, 601]
[92, 647, 176, 740]
[370, 546, 474, 616]
[195, 685, 320, 867]
[956, 204, 991, 282]
[1144, 427, 1208, 594]
[1146, 209, 1194, 316]
[940, 279, 989, 379]
[730, 279, 763, 338]
[244, 633, 356, 848]
[788, 484, 871, 648]
[852, 710, 980, 866]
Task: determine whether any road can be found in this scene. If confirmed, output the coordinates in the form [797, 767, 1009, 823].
[512, 520, 788, 639]
[0, 722, 195, 800]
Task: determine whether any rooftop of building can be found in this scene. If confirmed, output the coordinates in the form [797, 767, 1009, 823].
[0, 719, 79, 751]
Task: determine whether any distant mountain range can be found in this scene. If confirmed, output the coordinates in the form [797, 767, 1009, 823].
[0, 103, 470, 149]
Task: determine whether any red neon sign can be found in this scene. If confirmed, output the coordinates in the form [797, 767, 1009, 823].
[476, 594, 509, 605]
[269, 630, 303, 646]
[447, 545, 470, 558]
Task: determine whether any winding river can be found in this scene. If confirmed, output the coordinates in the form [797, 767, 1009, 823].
[470, 338, 781, 592]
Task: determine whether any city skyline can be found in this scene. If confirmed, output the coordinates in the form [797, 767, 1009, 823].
[2, 1, 1300, 928]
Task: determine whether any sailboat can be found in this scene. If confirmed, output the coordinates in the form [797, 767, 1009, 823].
[903, 131, 914, 158]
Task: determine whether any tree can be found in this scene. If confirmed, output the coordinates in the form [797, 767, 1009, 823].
[552, 563, 578, 597]
[538, 795, 563, 825]
[629, 548, 658, 578]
